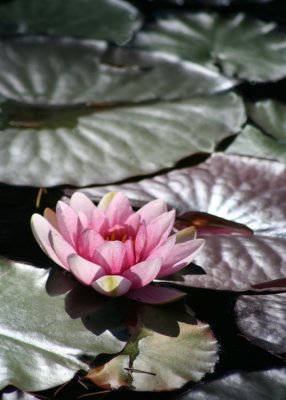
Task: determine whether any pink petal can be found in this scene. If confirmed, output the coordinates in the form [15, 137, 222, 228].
[124, 239, 136, 269]
[78, 211, 88, 230]
[95, 241, 127, 274]
[67, 253, 104, 285]
[56, 201, 79, 247]
[122, 258, 162, 289]
[69, 192, 95, 219]
[147, 235, 176, 263]
[158, 239, 205, 278]
[127, 285, 186, 304]
[134, 221, 147, 262]
[92, 275, 132, 297]
[48, 230, 75, 270]
[105, 192, 133, 226]
[77, 229, 104, 260]
[31, 214, 66, 269]
[144, 210, 176, 255]
[125, 213, 141, 236]
[91, 207, 109, 234]
[136, 199, 167, 224]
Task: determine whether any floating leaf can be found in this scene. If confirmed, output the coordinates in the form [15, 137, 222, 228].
[0, 37, 234, 106]
[76, 154, 286, 291]
[0, 0, 141, 44]
[86, 354, 130, 390]
[0, 94, 245, 187]
[78, 154, 286, 238]
[228, 100, 286, 163]
[0, 260, 127, 391]
[175, 211, 254, 236]
[87, 306, 218, 391]
[170, 235, 286, 291]
[235, 293, 286, 354]
[1, 390, 38, 400]
[181, 368, 286, 399]
[134, 13, 286, 82]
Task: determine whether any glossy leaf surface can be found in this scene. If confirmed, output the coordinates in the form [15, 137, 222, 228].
[235, 293, 286, 354]
[77, 154, 286, 291]
[0, 94, 245, 186]
[0, 0, 141, 44]
[0, 261, 127, 391]
[0, 38, 233, 106]
[228, 100, 286, 163]
[87, 306, 218, 391]
[182, 368, 286, 399]
[135, 13, 286, 81]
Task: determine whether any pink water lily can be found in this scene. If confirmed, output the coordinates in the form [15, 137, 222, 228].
[31, 192, 204, 303]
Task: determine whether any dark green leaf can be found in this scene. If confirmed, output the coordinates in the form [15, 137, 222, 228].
[135, 13, 286, 82]
[0, 0, 141, 44]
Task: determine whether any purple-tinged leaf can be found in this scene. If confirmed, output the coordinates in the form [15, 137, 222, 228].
[73, 154, 286, 291]
[181, 368, 286, 400]
[235, 293, 286, 354]
[175, 211, 253, 237]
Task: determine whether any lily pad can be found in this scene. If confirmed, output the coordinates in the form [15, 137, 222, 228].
[228, 100, 286, 163]
[0, 259, 127, 391]
[76, 154, 286, 291]
[181, 368, 286, 399]
[2, 391, 38, 400]
[235, 293, 286, 354]
[134, 13, 286, 82]
[0, 0, 141, 45]
[78, 154, 286, 238]
[176, 235, 286, 291]
[0, 94, 245, 187]
[87, 306, 218, 391]
[0, 37, 234, 106]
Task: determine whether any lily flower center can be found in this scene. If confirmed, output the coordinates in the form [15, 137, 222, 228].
[104, 224, 130, 242]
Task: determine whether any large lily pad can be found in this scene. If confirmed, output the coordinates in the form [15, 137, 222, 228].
[79, 153, 286, 238]
[0, 0, 141, 44]
[87, 306, 218, 391]
[0, 94, 245, 187]
[0, 37, 234, 106]
[0, 259, 127, 391]
[179, 235, 286, 291]
[181, 368, 286, 399]
[228, 100, 286, 163]
[235, 293, 286, 354]
[77, 154, 286, 291]
[134, 13, 286, 82]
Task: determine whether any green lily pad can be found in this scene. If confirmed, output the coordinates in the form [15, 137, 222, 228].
[0, 37, 234, 106]
[87, 306, 218, 391]
[0, 259, 127, 391]
[134, 13, 286, 82]
[181, 368, 286, 400]
[0, 93, 245, 187]
[0, 0, 141, 44]
[235, 293, 286, 354]
[228, 100, 286, 163]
